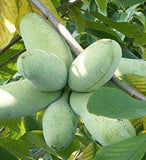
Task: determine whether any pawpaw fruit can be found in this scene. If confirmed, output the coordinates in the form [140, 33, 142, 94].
[70, 91, 136, 146]
[68, 39, 122, 92]
[20, 13, 73, 68]
[17, 50, 67, 91]
[115, 58, 146, 95]
[0, 79, 61, 119]
[43, 91, 77, 150]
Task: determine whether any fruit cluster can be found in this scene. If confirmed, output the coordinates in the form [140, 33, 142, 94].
[0, 13, 137, 150]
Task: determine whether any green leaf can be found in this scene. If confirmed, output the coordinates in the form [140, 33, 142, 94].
[85, 19, 122, 44]
[142, 116, 146, 130]
[0, 118, 23, 134]
[119, 74, 146, 96]
[94, 133, 146, 160]
[82, 0, 90, 11]
[22, 130, 56, 155]
[115, 0, 146, 8]
[142, 152, 146, 160]
[22, 131, 81, 159]
[87, 87, 146, 119]
[0, 138, 33, 160]
[78, 142, 100, 160]
[0, 147, 18, 160]
[75, 126, 91, 146]
[15, 0, 64, 33]
[23, 114, 42, 132]
[68, 150, 81, 160]
[0, 118, 25, 139]
[69, 6, 85, 33]
[0, 0, 18, 49]
[90, 11, 146, 46]
[95, 0, 108, 15]
[0, 40, 24, 80]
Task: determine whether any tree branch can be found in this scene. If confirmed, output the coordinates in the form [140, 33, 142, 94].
[30, 0, 83, 55]
[57, 0, 81, 12]
[0, 35, 22, 56]
[0, 49, 26, 68]
[30, 0, 146, 101]
[111, 76, 146, 100]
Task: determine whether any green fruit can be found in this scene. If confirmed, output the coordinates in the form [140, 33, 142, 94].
[17, 50, 67, 91]
[20, 13, 73, 68]
[70, 91, 136, 146]
[0, 79, 61, 119]
[115, 58, 146, 95]
[43, 91, 77, 150]
[68, 39, 122, 92]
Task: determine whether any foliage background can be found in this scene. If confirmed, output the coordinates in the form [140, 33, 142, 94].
[0, 0, 146, 159]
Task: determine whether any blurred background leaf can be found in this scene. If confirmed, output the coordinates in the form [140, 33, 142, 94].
[0, 0, 18, 49]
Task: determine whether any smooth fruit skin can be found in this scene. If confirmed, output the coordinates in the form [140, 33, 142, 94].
[17, 50, 67, 91]
[0, 79, 61, 119]
[115, 58, 146, 95]
[20, 13, 73, 68]
[68, 39, 122, 92]
[70, 91, 136, 146]
[43, 91, 77, 150]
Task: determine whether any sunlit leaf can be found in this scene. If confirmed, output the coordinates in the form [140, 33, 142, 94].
[142, 48, 146, 59]
[115, 0, 146, 8]
[68, 150, 81, 160]
[15, 0, 64, 33]
[94, 133, 146, 160]
[0, 138, 33, 160]
[82, 0, 90, 11]
[69, 6, 85, 32]
[88, 87, 146, 119]
[15, 0, 31, 33]
[75, 126, 91, 146]
[36, 0, 64, 24]
[90, 11, 146, 46]
[120, 74, 146, 95]
[142, 116, 146, 130]
[0, 117, 25, 139]
[78, 142, 100, 160]
[0, 0, 18, 49]
[95, 0, 108, 15]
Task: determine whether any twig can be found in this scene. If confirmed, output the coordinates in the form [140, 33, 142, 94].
[57, 0, 81, 12]
[30, 0, 146, 101]
[31, 148, 46, 159]
[61, 10, 70, 18]
[0, 35, 22, 56]
[0, 49, 26, 68]
[111, 76, 146, 100]
[30, 0, 83, 55]
[0, 126, 5, 134]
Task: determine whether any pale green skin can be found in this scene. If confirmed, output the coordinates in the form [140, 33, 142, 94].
[115, 58, 146, 77]
[20, 13, 73, 68]
[0, 79, 61, 119]
[17, 50, 67, 91]
[70, 91, 136, 146]
[43, 91, 77, 150]
[68, 39, 122, 92]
